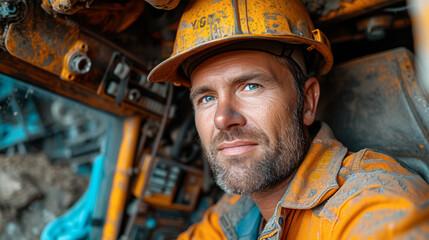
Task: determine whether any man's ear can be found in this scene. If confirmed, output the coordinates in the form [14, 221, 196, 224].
[302, 77, 320, 126]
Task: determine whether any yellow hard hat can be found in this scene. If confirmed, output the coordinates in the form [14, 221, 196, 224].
[148, 0, 333, 88]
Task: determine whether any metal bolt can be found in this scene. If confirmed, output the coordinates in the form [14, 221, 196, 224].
[69, 54, 91, 74]
[128, 88, 141, 101]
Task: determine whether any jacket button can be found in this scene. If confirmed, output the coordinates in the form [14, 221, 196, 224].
[278, 216, 284, 226]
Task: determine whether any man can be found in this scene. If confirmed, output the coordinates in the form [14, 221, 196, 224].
[148, 0, 429, 239]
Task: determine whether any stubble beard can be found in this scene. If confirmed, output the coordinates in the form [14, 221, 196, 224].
[202, 104, 307, 195]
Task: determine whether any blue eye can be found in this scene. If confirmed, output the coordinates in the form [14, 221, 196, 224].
[202, 95, 215, 103]
[244, 84, 260, 90]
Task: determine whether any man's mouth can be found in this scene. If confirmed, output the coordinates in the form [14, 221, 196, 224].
[217, 141, 258, 156]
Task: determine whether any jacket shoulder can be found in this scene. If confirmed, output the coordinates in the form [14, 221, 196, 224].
[319, 149, 429, 239]
[339, 149, 421, 183]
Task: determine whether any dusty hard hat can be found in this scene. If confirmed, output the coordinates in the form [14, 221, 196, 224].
[148, 0, 333, 88]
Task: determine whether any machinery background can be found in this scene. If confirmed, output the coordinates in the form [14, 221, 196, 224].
[0, 0, 428, 239]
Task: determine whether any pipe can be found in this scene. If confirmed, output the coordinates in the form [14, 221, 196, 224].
[101, 116, 141, 240]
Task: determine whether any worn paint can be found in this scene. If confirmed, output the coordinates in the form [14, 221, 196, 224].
[263, 13, 290, 34]
[0, 51, 143, 119]
[5, 1, 81, 79]
[59, 40, 91, 81]
[0, 23, 164, 120]
[231, 0, 244, 35]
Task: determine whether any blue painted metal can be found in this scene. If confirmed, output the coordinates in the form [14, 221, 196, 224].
[0, 2, 17, 18]
[0, 123, 27, 149]
[41, 154, 104, 240]
[0, 74, 13, 101]
[0, 73, 44, 149]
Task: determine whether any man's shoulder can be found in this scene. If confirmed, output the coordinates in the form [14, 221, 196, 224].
[338, 148, 429, 194]
[341, 149, 410, 174]
[316, 149, 429, 239]
[323, 148, 429, 217]
[339, 148, 427, 184]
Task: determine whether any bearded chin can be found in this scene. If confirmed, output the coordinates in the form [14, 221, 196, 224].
[204, 117, 306, 195]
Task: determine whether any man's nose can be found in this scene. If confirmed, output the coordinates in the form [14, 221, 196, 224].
[214, 99, 246, 130]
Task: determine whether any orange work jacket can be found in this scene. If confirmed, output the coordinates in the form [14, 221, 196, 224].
[178, 123, 429, 240]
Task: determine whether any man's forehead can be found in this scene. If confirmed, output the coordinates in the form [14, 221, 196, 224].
[189, 50, 279, 86]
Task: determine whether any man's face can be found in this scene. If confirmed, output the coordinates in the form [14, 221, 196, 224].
[190, 50, 307, 195]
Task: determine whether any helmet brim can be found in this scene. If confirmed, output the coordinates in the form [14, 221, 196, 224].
[148, 34, 333, 88]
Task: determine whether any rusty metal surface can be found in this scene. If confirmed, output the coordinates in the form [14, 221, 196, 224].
[1, 0, 173, 119]
[318, 0, 404, 23]
[0, 39, 167, 120]
[0, 51, 133, 116]
[4, 0, 147, 81]
[318, 47, 429, 163]
[5, 0, 85, 80]
[0, 49, 170, 119]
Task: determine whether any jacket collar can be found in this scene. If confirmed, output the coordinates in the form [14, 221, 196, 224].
[280, 122, 348, 209]
[257, 123, 348, 240]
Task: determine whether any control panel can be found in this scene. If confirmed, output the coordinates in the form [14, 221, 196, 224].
[132, 155, 203, 212]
